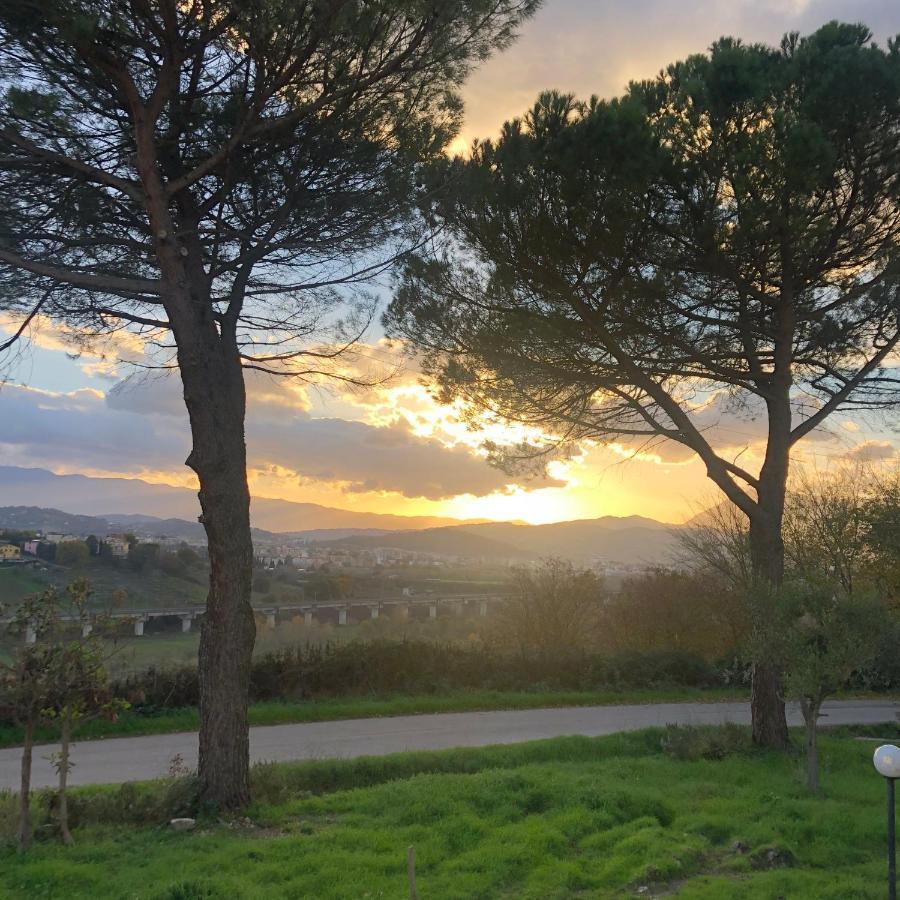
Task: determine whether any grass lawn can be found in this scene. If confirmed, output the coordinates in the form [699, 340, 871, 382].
[0, 686, 747, 748]
[0, 560, 208, 609]
[1, 726, 898, 898]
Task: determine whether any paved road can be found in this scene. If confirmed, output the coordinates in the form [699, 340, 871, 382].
[1, 699, 896, 790]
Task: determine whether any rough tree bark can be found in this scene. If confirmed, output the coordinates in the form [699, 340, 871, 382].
[173, 298, 256, 810]
[747, 388, 792, 750]
[136, 125, 257, 807]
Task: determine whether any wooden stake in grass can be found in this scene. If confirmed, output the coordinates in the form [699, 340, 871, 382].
[407, 845, 418, 900]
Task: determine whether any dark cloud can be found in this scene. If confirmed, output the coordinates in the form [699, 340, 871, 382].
[0, 384, 188, 474]
[2, 374, 561, 500]
[249, 416, 563, 500]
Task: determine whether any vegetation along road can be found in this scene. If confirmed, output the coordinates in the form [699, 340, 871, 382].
[1, 699, 895, 791]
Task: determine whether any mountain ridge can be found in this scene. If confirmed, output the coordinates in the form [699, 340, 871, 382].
[0, 466, 484, 532]
[323, 520, 680, 565]
[0, 468, 683, 564]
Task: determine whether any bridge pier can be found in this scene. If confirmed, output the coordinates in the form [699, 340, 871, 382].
[370, 606, 379, 620]
[180, 615, 192, 633]
[134, 618, 145, 637]
[265, 612, 276, 629]
[479, 600, 488, 617]
[304, 610, 313, 627]
[82, 623, 93, 638]
[338, 608, 348, 626]
[428, 603, 438, 620]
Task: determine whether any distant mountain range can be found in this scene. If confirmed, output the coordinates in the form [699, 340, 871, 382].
[0, 467, 482, 533]
[0, 467, 683, 564]
[0, 506, 113, 537]
[328, 517, 680, 565]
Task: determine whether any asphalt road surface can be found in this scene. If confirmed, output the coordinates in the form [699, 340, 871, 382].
[1, 699, 896, 790]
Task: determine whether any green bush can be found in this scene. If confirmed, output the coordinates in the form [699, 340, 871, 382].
[846, 618, 900, 691]
[660, 723, 751, 761]
[109, 642, 726, 715]
[5, 637, 897, 732]
[0, 776, 200, 845]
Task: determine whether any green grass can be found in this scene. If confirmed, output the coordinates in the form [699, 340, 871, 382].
[0, 559, 208, 609]
[0, 565, 47, 601]
[0, 686, 746, 748]
[1, 726, 898, 898]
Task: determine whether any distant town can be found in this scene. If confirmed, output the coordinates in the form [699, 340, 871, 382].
[0, 504, 668, 580]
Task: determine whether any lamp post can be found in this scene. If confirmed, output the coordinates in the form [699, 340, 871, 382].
[874, 744, 900, 900]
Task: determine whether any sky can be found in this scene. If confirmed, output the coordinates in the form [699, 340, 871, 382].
[2, 0, 900, 526]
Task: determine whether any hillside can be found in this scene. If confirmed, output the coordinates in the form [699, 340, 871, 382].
[0, 506, 111, 536]
[0, 468, 683, 565]
[0, 557, 208, 609]
[326, 517, 681, 565]
[0, 467, 482, 533]
[103, 513, 279, 543]
[460, 517, 679, 563]
[329, 527, 533, 560]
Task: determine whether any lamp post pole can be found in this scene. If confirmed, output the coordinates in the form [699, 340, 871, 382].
[889, 776, 896, 900]
[874, 745, 900, 900]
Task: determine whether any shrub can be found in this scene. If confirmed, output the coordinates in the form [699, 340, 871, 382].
[660, 723, 750, 761]
[0, 776, 200, 844]
[5, 636, 890, 730]
[109, 642, 728, 715]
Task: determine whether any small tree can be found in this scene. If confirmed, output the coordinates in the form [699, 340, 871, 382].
[55, 541, 90, 568]
[783, 467, 873, 595]
[127, 542, 159, 573]
[495, 558, 604, 654]
[0, 580, 125, 847]
[605, 568, 747, 658]
[0, 597, 58, 851]
[176, 545, 200, 568]
[859, 469, 900, 601]
[774, 583, 887, 792]
[43, 639, 125, 844]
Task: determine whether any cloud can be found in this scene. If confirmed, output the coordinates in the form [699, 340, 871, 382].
[3, 370, 563, 502]
[0, 313, 155, 382]
[0, 383, 188, 475]
[843, 440, 898, 462]
[460, 0, 898, 145]
[249, 416, 563, 500]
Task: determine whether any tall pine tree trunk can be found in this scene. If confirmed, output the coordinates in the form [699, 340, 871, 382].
[135, 128, 256, 811]
[748, 421, 791, 750]
[172, 298, 256, 810]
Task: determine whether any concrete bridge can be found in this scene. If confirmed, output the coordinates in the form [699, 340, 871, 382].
[6, 594, 506, 642]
